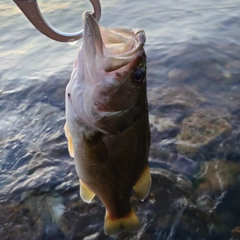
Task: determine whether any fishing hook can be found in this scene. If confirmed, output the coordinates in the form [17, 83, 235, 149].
[13, 0, 101, 42]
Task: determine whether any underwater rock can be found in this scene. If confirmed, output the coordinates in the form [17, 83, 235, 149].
[143, 170, 222, 240]
[35, 223, 66, 240]
[1, 164, 238, 240]
[149, 114, 180, 143]
[148, 85, 205, 115]
[176, 108, 232, 158]
[0, 193, 67, 240]
[167, 154, 199, 177]
[22, 193, 65, 225]
[61, 196, 105, 239]
[151, 168, 193, 194]
[195, 195, 216, 210]
[212, 129, 240, 161]
[194, 159, 240, 195]
[150, 140, 178, 165]
[0, 201, 36, 240]
[149, 114, 178, 133]
[232, 226, 240, 239]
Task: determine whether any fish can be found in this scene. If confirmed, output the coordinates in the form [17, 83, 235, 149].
[64, 11, 151, 235]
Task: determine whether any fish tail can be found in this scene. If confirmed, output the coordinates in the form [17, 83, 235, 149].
[104, 208, 140, 235]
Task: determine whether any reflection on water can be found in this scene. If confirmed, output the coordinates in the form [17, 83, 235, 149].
[1, 0, 240, 239]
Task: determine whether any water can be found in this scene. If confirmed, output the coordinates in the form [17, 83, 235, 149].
[1, 0, 240, 239]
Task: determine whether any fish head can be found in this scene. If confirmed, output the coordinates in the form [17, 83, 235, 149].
[68, 11, 147, 134]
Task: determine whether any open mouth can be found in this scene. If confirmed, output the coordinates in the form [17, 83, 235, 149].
[83, 11, 146, 72]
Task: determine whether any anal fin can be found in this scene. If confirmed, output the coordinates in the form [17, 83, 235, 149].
[64, 123, 74, 158]
[133, 166, 151, 201]
[104, 208, 140, 235]
[79, 179, 95, 203]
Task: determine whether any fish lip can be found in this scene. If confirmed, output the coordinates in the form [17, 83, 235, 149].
[83, 11, 104, 58]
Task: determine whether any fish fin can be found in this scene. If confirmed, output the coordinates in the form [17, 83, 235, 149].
[79, 179, 95, 203]
[104, 208, 140, 235]
[64, 123, 74, 158]
[133, 166, 151, 201]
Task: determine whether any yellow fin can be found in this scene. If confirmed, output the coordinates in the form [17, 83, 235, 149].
[133, 166, 151, 201]
[64, 123, 74, 158]
[104, 208, 140, 235]
[79, 179, 95, 203]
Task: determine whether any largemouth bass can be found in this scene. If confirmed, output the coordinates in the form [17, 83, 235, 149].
[64, 11, 151, 235]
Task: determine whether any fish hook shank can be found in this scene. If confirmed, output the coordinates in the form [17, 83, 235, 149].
[13, 0, 101, 42]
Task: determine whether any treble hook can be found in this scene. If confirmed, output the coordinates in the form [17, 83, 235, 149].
[13, 0, 101, 42]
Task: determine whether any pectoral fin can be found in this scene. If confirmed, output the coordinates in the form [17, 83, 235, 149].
[133, 166, 151, 201]
[64, 123, 74, 158]
[79, 179, 95, 203]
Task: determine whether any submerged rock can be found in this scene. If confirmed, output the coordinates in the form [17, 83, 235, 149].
[148, 85, 206, 116]
[232, 226, 240, 240]
[1, 161, 240, 240]
[194, 159, 240, 195]
[176, 108, 232, 158]
[0, 201, 36, 240]
[212, 129, 240, 161]
[149, 114, 180, 143]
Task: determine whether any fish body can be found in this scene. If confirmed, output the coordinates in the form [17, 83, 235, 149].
[64, 11, 151, 235]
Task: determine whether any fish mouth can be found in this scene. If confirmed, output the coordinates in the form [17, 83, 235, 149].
[83, 11, 146, 72]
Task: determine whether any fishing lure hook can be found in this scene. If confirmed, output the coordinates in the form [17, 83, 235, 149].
[13, 0, 101, 42]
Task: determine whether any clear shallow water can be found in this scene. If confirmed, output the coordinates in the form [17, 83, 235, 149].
[1, 0, 240, 239]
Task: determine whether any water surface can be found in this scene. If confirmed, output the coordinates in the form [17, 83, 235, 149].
[1, 0, 240, 239]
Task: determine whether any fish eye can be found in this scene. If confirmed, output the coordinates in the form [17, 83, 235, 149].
[132, 67, 145, 84]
